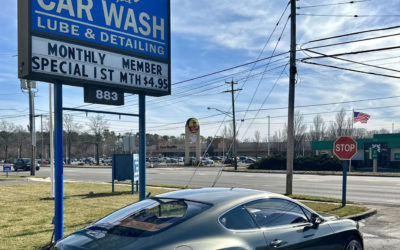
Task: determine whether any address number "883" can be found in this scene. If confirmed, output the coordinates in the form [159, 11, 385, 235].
[96, 90, 118, 101]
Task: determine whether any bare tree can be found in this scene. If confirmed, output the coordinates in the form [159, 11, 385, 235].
[254, 130, 261, 157]
[64, 114, 82, 164]
[309, 114, 325, 141]
[221, 125, 232, 157]
[327, 108, 347, 139]
[14, 125, 28, 158]
[284, 111, 307, 156]
[0, 120, 15, 162]
[294, 111, 307, 156]
[88, 115, 109, 165]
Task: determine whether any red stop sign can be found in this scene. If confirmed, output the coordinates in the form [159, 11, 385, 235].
[333, 136, 357, 160]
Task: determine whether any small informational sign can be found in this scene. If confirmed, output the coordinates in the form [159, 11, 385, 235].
[18, 0, 171, 96]
[84, 85, 124, 106]
[133, 154, 139, 182]
[3, 165, 12, 172]
[372, 148, 378, 159]
[3, 165, 12, 177]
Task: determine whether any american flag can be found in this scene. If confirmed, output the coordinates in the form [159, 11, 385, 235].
[354, 112, 370, 124]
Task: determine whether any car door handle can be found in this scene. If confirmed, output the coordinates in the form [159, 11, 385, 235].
[270, 239, 283, 248]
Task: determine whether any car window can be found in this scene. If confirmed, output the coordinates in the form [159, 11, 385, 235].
[219, 205, 257, 230]
[245, 198, 309, 228]
[92, 198, 211, 237]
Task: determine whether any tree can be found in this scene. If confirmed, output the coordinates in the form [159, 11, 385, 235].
[0, 120, 15, 162]
[309, 114, 325, 141]
[293, 111, 307, 156]
[221, 125, 232, 157]
[64, 114, 82, 164]
[88, 115, 109, 165]
[254, 130, 261, 157]
[327, 108, 348, 139]
[285, 111, 307, 156]
[14, 125, 28, 158]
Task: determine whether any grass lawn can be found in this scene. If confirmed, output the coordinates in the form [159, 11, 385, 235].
[0, 181, 368, 250]
[0, 182, 169, 250]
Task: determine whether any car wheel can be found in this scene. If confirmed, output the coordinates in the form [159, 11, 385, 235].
[344, 237, 363, 250]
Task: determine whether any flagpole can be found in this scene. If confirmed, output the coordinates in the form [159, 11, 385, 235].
[349, 109, 354, 172]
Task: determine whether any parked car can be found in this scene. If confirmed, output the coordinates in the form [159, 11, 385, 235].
[223, 157, 235, 164]
[201, 157, 214, 165]
[210, 156, 222, 161]
[102, 158, 112, 165]
[13, 158, 40, 171]
[148, 157, 159, 163]
[244, 157, 256, 163]
[54, 188, 363, 250]
[166, 158, 178, 163]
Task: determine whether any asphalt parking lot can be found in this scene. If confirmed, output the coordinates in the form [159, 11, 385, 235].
[360, 205, 400, 250]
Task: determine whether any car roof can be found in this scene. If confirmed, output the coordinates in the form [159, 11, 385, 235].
[155, 188, 279, 206]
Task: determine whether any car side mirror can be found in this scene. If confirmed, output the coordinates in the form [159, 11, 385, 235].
[311, 214, 322, 225]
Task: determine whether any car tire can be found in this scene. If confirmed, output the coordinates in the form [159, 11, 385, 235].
[344, 236, 363, 250]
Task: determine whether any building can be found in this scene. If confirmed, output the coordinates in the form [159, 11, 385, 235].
[312, 133, 400, 172]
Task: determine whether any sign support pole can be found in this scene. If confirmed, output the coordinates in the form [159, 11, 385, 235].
[139, 94, 146, 201]
[342, 160, 348, 207]
[54, 82, 64, 241]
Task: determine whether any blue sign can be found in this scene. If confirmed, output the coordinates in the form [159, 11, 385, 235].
[3, 165, 12, 172]
[31, 0, 169, 60]
[133, 154, 139, 182]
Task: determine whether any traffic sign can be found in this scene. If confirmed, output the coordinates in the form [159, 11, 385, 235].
[333, 136, 357, 160]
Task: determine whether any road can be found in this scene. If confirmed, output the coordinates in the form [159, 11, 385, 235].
[38, 166, 400, 206]
[36, 166, 400, 249]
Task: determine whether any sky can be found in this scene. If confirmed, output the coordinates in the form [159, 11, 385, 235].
[1, 0, 400, 142]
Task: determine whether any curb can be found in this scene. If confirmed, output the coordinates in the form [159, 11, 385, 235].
[343, 208, 377, 221]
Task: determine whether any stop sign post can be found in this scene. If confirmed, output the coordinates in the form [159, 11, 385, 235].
[333, 136, 357, 207]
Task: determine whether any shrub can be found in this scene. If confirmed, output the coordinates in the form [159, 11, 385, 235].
[249, 154, 341, 171]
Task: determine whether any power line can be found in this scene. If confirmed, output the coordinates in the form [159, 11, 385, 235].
[240, 63, 289, 141]
[297, 0, 370, 9]
[301, 60, 400, 79]
[302, 48, 400, 74]
[301, 33, 400, 51]
[304, 25, 400, 44]
[297, 13, 400, 17]
[172, 51, 289, 86]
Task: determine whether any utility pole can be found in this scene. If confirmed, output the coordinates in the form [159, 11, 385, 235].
[29, 82, 36, 176]
[286, 0, 297, 195]
[224, 80, 242, 171]
[21, 79, 37, 176]
[267, 115, 270, 156]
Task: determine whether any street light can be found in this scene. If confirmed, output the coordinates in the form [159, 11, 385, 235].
[207, 107, 238, 171]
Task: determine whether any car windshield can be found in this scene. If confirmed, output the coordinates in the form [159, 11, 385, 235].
[91, 197, 211, 237]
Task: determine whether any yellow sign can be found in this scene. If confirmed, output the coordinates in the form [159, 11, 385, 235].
[186, 118, 199, 134]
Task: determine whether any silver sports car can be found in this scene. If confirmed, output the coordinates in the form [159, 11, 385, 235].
[54, 188, 363, 250]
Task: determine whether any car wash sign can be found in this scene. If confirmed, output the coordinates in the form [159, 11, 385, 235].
[18, 0, 170, 96]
